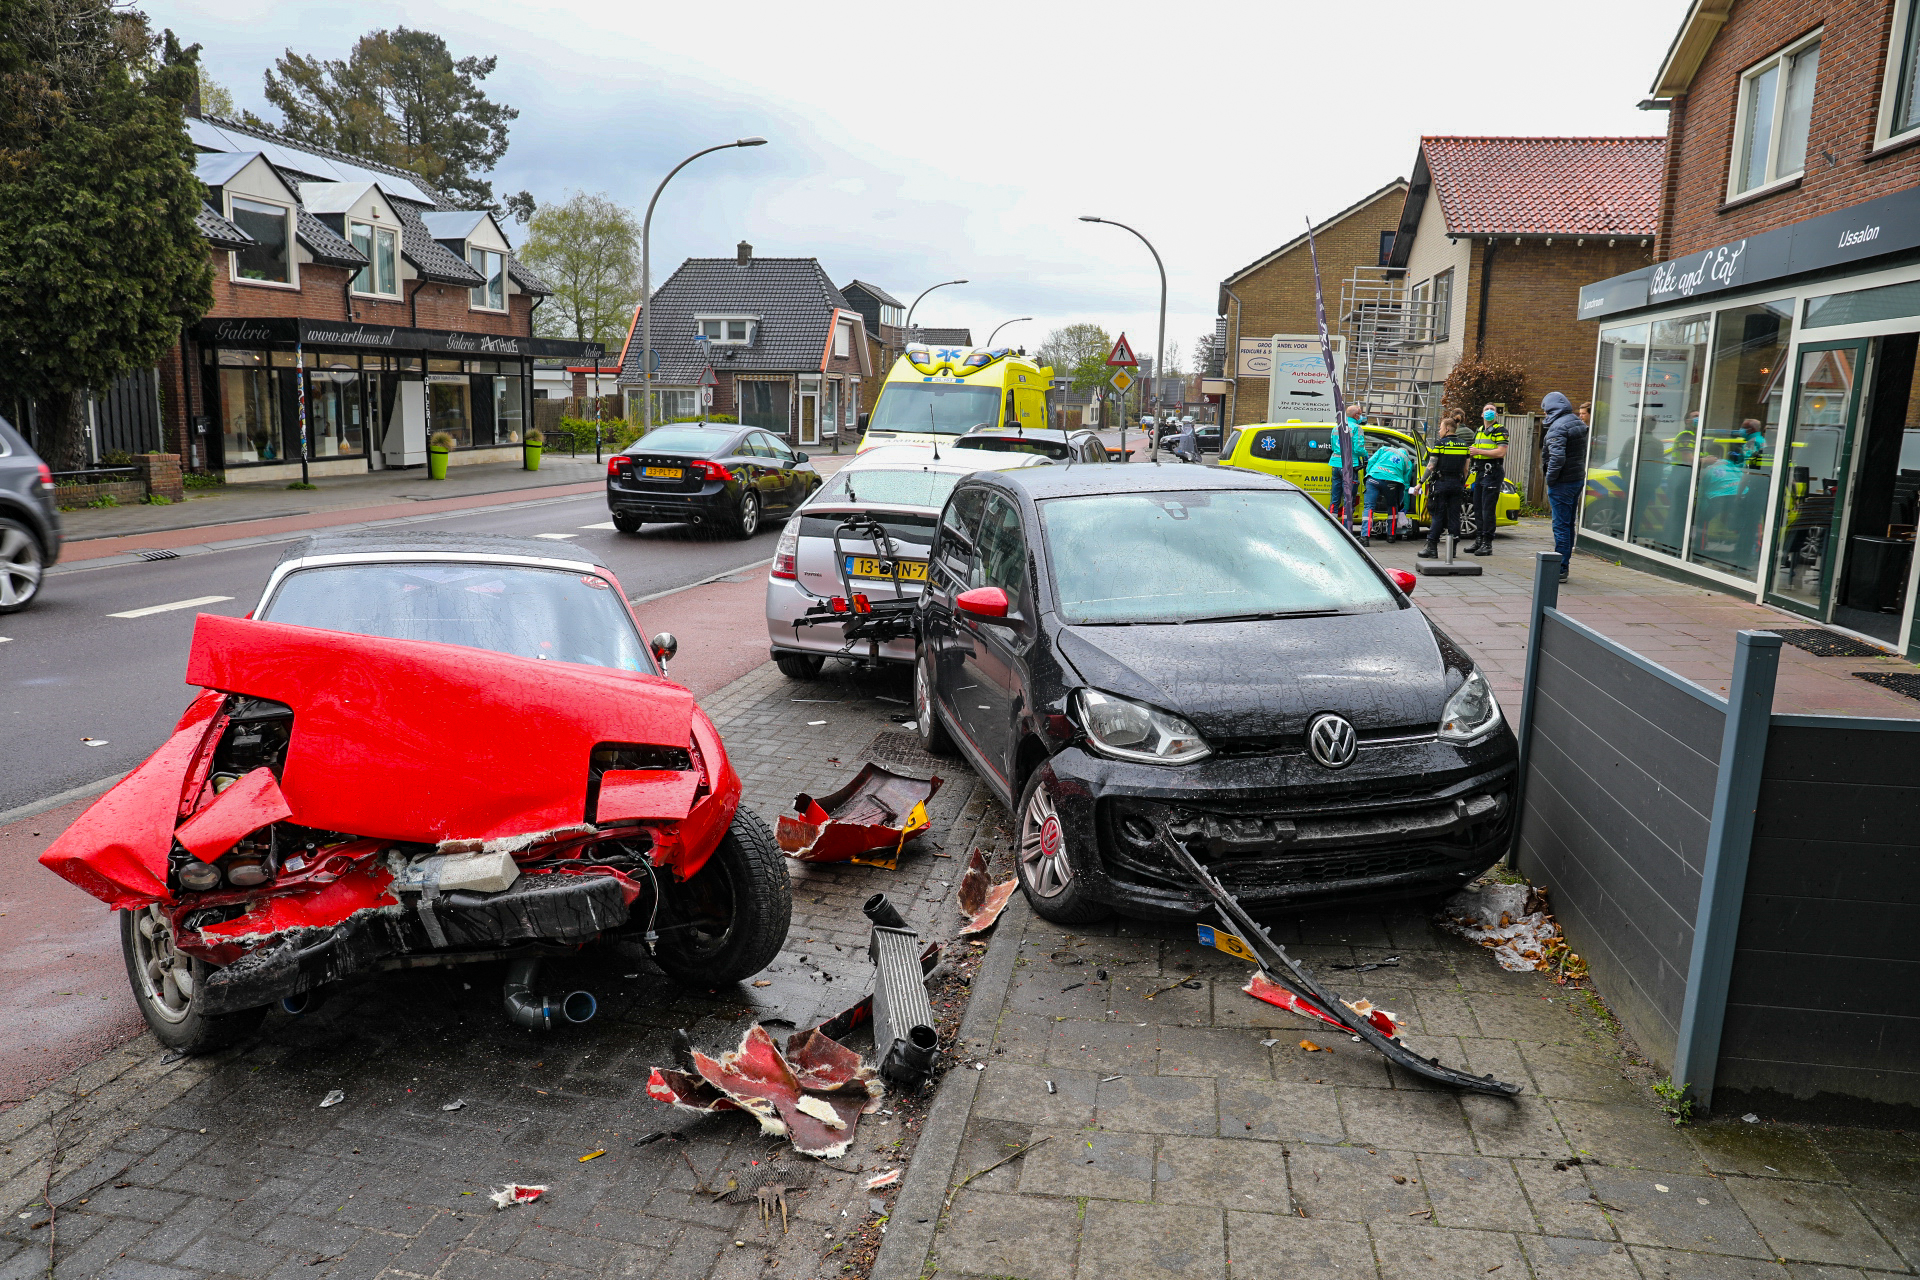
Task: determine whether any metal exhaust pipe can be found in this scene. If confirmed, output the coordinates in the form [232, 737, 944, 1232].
[502, 959, 596, 1030]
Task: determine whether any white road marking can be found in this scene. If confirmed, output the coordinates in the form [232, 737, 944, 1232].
[108, 595, 234, 619]
[0, 636, 12, 644]
[534, 533, 577, 540]
[579, 521, 616, 530]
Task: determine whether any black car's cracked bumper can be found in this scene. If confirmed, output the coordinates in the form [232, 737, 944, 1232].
[1039, 732, 1517, 919]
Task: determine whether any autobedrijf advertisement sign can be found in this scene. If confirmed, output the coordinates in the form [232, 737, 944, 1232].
[1266, 335, 1344, 422]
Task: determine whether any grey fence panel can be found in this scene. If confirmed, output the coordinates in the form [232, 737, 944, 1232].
[1514, 611, 1724, 1068]
[91, 367, 162, 456]
[1716, 719, 1920, 1115]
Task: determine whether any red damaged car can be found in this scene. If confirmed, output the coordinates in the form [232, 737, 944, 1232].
[40, 532, 791, 1053]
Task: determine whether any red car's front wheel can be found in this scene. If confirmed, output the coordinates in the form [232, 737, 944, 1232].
[120, 905, 266, 1053]
[651, 808, 791, 985]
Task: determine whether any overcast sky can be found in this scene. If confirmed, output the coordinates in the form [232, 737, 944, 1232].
[153, 0, 1678, 368]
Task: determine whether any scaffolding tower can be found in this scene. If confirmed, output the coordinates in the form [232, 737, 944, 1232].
[1339, 269, 1439, 441]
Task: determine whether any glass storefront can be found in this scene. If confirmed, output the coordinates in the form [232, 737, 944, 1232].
[429, 373, 473, 449]
[1628, 314, 1711, 559]
[216, 354, 282, 464]
[1584, 324, 1647, 539]
[1691, 300, 1792, 579]
[1769, 343, 1862, 613]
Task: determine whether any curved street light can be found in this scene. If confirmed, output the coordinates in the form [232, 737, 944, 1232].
[986, 317, 1033, 346]
[1080, 215, 1166, 461]
[904, 279, 968, 339]
[640, 137, 768, 434]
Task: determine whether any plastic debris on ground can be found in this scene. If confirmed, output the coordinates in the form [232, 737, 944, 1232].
[1243, 970, 1402, 1037]
[776, 764, 942, 869]
[488, 1183, 546, 1209]
[957, 846, 1017, 936]
[646, 1024, 882, 1158]
[864, 1169, 900, 1189]
[319, 1089, 346, 1108]
[1436, 881, 1562, 971]
[440, 1099, 466, 1111]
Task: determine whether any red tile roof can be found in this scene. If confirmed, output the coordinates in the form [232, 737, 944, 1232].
[1421, 136, 1666, 237]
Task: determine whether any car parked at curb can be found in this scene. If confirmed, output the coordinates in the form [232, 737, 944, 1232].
[912, 465, 1517, 923]
[951, 426, 1109, 464]
[0, 413, 62, 612]
[40, 531, 791, 1053]
[606, 423, 820, 538]
[765, 444, 1053, 679]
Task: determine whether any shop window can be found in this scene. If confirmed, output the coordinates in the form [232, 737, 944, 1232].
[1805, 279, 1920, 329]
[468, 248, 505, 311]
[1881, 0, 1920, 145]
[219, 367, 282, 463]
[429, 375, 472, 448]
[1688, 299, 1793, 581]
[1583, 324, 1648, 540]
[1627, 314, 1710, 560]
[494, 372, 526, 444]
[230, 197, 293, 284]
[308, 366, 365, 458]
[1731, 34, 1821, 197]
[350, 222, 399, 297]
[740, 380, 789, 432]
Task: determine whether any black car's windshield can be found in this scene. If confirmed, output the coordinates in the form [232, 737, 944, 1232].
[867, 384, 1000, 436]
[629, 427, 732, 454]
[1040, 490, 1396, 625]
[814, 467, 964, 510]
[263, 562, 653, 672]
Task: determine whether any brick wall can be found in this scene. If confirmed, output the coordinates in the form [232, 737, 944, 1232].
[1663, 0, 1916, 257]
[1477, 239, 1655, 410]
[132, 453, 184, 502]
[1222, 185, 1406, 426]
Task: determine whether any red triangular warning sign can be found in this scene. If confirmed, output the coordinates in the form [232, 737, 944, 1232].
[1105, 334, 1138, 367]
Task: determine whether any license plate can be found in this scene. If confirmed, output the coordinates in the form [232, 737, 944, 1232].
[844, 556, 929, 582]
[1197, 924, 1259, 964]
[643, 466, 682, 479]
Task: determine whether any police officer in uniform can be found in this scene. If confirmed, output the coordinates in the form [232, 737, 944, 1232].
[1417, 416, 1476, 559]
[1467, 403, 1508, 556]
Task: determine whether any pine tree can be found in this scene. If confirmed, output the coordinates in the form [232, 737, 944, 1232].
[0, 6, 214, 469]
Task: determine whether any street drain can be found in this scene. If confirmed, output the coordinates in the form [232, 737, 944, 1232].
[135, 549, 180, 561]
[1854, 671, 1920, 701]
[1766, 628, 1889, 658]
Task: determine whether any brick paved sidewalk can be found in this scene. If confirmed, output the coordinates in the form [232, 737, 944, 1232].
[1370, 519, 1920, 719]
[882, 895, 1920, 1280]
[0, 657, 1010, 1280]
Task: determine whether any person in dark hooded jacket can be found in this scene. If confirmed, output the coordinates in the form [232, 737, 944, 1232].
[1541, 392, 1588, 583]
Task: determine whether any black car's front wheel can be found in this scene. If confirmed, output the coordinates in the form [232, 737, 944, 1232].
[1014, 770, 1110, 924]
[651, 808, 791, 985]
[729, 490, 761, 540]
[120, 905, 267, 1053]
[0, 518, 44, 613]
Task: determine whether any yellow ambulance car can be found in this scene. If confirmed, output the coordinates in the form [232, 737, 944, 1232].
[859, 345, 1053, 452]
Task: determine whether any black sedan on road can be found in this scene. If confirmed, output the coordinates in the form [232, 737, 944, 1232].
[606, 423, 820, 538]
[912, 464, 1516, 923]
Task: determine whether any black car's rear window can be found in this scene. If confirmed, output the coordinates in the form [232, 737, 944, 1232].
[262, 563, 653, 672]
[627, 427, 731, 454]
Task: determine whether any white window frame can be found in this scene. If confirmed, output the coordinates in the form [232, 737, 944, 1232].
[227, 194, 298, 289]
[693, 315, 756, 345]
[468, 247, 506, 312]
[348, 220, 400, 299]
[1728, 29, 1823, 201]
[880, 304, 905, 328]
[1432, 268, 1454, 342]
[1876, 0, 1920, 147]
[834, 320, 853, 358]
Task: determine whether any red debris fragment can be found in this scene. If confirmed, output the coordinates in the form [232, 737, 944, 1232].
[957, 847, 1016, 936]
[1243, 971, 1400, 1038]
[653, 1025, 882, 1159]
[776, 765, 941, 866]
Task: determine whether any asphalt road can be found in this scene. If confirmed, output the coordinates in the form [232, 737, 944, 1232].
[0, 490, 791, 815]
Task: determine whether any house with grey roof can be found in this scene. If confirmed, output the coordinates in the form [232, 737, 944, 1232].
[616, 243, 870, 447]
[838, 280, 908, 415]
[156, 113, 600, 483]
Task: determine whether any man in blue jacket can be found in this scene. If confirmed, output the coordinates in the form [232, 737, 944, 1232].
[1541, 392, 1589, 584]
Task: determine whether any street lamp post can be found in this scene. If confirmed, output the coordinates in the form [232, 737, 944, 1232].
[1080, 215, 1167, 462]
[640, 137, 767, 436]
[986, 317, 1032, 346]
[904, 279, 968, 341]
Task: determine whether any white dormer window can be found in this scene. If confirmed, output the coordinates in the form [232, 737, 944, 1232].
[229, 196, 295, 286]
[696, 317, 754, 344]
[469, 247, 505, 311]
[350, 221, 399, 297]
[880, 304, 905, 328]
[834, 320, 853, 358]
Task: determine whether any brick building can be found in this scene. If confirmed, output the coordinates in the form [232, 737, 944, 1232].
[1215, 180, 1407, 428]
[1387, 137, 1665, 427]
[1578, 0, 1920, 656]
[839, 280, 906, 414]
[159, 115, 601, 484]
[616, 244, 870, 448]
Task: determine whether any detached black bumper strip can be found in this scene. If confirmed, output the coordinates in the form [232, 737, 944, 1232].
[1160, 831, 1521, 1097]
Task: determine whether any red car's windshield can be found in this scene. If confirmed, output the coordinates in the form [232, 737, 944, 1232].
[262, 562, 653, 672]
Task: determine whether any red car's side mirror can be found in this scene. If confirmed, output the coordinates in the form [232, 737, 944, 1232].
[1388, 569, 1417, 594]
[956, 586, 1009, 618]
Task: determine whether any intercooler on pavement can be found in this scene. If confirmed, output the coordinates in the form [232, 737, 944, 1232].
[863, 895, 938, 1088]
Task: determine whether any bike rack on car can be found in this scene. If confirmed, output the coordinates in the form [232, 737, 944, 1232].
[1159, 830, 1521, 1097]
[789, 514, 920, 651]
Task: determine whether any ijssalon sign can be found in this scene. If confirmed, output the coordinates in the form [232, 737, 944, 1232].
[1579, 185, 1920, 322]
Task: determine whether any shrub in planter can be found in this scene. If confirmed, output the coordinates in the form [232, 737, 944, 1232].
[523, 427, 545, 472]
[428, 430, 455, 480]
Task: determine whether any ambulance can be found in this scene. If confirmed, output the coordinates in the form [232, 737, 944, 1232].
[858, 345, 1054, 452]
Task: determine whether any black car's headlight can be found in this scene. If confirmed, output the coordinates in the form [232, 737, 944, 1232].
[1438, 668, 1503, 744]
[1072, 688, 1211, 765]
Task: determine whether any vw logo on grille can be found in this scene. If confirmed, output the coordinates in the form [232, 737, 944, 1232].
[1307, 713, 1358, 769]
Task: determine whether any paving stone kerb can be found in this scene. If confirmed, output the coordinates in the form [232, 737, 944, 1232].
[885, 896, 1920, 1280]
[0, 659, 1005, 1280]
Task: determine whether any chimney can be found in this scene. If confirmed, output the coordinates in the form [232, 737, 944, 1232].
[737, 241, 753, 265]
